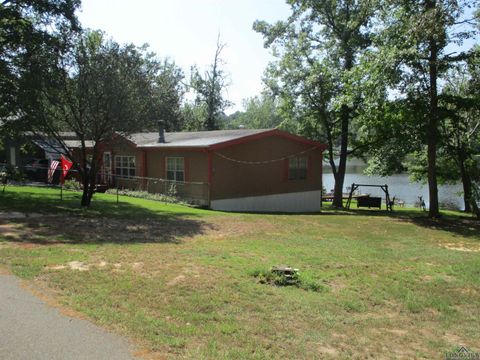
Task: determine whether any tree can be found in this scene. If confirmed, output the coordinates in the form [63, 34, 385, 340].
[190, 35, 231, 130]
[0, 0, 80, 121]
[438, 51, 480, 216]
[377, 0, 479, 217]
[15, 31, 169, 207]
[226, 93, 283, 129]
[180, 102, 207, 131]
[146, 58, 186, 131]
[254, 0, 380, 207]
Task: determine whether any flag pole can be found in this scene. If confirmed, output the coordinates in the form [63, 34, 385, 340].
[116, 176, 119, 205]
[60, 181, 63, 201]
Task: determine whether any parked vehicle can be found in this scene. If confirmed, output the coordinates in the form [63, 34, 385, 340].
[24, 158, 61, 183]
[25, 159, 49, 181]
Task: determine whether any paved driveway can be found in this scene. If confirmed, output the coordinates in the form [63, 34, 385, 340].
[0, 275, 136, 360]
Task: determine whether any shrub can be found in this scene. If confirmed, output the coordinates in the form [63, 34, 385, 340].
[63, 180, 82, 191]
[3, 165, 25, 182]
[250, 267, 326, 292]
[439, 199, 461, 211]
[105, 188, 185, 205]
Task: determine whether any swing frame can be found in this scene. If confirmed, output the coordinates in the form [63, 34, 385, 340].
[345, 183, 393, 211]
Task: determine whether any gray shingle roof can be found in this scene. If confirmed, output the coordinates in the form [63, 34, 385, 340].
[40, 129, 275, 149]
[130, 129, 272, 148]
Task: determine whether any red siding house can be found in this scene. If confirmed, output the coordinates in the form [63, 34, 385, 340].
[70, 129, 326, 212]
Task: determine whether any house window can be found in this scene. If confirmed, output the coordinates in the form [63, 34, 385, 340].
[288, 156, 308, 180]
[166, 157, 184, 182]
[115, 155, 135, 177]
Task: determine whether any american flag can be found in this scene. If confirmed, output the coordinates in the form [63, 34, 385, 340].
[48, 160, 59, 183]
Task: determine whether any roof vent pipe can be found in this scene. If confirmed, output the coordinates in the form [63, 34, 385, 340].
[158, 120, 165, 143]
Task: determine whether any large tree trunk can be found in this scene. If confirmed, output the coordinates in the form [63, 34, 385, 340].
[80, 145, 98, 207]
[81, 168, 96, 207]
[458, 150, 472, 213]
[426, 0, 440, 218]
[332, 104, 349, 208]
[472, 195, 480, 220]
[332, 46, 353, 208]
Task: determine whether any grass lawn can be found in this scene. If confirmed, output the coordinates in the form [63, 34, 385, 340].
[1, 185, 479, 359]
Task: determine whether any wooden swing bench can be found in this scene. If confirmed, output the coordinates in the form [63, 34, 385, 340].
[356, 195, 382, 209]
[345, 183, 394, 212]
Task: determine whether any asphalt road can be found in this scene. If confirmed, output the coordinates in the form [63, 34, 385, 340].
[0, 274, 136, 360]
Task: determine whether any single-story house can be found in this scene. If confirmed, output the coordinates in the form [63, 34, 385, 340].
[6, 128, 327, 212]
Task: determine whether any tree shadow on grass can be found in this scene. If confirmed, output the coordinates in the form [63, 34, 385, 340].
[0, 188, 205, 219]
[392, 213, 480, 240]
[319, 206, 480, 240]
[0, 190, 214, 245]
[243, 202, 480, 240]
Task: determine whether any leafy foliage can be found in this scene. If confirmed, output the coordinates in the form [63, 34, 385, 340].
[105, 188, 185, 205]
[254, 0, 382, 207]
[226, 94, 283, 129]
[370, 0, 480, 217]
[0, 0, 80, 122]
[13, 30, 179, 206]
[250, 267, 325, 292]
[190, 36, 231, 130]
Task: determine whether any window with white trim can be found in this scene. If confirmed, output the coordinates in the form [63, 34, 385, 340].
[166, 157, 184, 181]
[115, 155, 135, 177]
[288, 156, 308, 180]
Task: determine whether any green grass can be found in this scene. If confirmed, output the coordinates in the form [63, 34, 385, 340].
[1, 185, 479, 359]
[0, 185, 212, 218]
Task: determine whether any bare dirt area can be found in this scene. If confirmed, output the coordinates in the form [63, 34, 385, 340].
[197, 216, 277, 239]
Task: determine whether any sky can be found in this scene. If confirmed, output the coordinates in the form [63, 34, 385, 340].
[77, 1, 479, 115]
[77, 0, 291, 114]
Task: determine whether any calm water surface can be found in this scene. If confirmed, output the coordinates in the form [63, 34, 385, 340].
[323, 164, 464, 210]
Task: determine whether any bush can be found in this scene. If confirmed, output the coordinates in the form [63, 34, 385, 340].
[105, 188, 185, 205]
[63, 180, 82, 191]
[250, 267, 326, 292]
[439, 199, 461, 211]
[2, 165, 25, 182]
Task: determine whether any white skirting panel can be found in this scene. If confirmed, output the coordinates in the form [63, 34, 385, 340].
[211, 190, 321, 213]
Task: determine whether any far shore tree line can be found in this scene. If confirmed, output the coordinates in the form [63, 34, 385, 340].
[0, 0, 479, 217]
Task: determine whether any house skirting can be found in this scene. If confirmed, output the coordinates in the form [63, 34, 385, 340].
[210, 190, 321, 213]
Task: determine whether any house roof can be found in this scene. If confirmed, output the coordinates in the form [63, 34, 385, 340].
[63, 140, 96, 148]
[33, 138, 96, 152]
[35, 128, 326, 151]
[133, 129, 271, 148]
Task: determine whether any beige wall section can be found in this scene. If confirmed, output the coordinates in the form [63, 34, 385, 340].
[145, 149, 209, 182]
[211, 135, 323, 200]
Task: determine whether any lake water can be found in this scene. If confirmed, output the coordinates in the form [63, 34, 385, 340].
[322, 161, 464, 210]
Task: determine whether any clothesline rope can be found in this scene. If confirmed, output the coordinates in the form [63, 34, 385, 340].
[214, 145, 321, 165]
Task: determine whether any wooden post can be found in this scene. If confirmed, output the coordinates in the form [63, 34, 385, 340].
[2, 173, 7, 194]
[345, 183, 356, 209]
[320, 176, 323, 209]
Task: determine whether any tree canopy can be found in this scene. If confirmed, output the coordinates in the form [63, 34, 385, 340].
[12, 30, 183, 206]
[190, 36, 231, 130]
[0, 0, 80, 122]
[255, 0, 381, 207]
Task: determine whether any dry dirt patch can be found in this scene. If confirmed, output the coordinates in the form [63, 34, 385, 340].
[200, 217, 276, 239]
[442, 242, 480, 252]
[0, 223, 27, 240]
